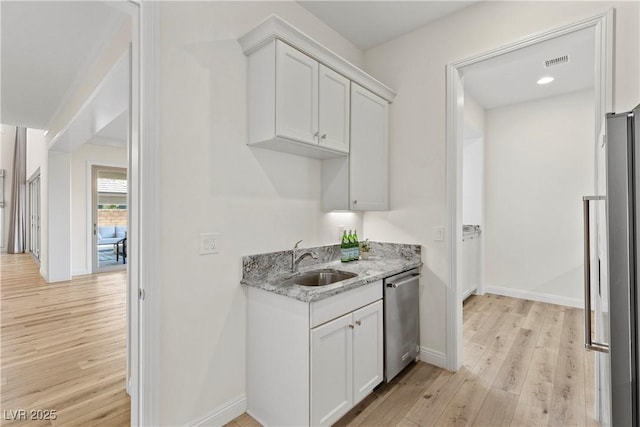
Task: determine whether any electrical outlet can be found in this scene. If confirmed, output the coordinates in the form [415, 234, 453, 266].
[200, 232, 220, 255]
[338, 225, 345, 240]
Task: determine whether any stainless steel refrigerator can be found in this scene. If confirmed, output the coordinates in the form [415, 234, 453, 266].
[584, 106, 640, 426]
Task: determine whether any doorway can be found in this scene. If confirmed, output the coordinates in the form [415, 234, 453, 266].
[28, 171, 41, 261]
[446, 10, 613, 426]
[92, 166, 128, 272]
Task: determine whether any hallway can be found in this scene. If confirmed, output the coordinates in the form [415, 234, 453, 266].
[0, 254, 129, 426]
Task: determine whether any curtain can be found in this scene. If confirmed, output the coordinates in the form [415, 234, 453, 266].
[7, 127, 27, 253]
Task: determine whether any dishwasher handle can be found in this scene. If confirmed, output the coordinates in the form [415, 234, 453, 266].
[386, 273, 421, 288]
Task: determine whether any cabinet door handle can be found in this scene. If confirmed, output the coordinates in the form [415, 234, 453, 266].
[355, 320, 361, 326]
[321, 133, 327, 139]
[353, 200, 358, 205]
[313, 131, 319, 138]
[348, 324, 354, 329]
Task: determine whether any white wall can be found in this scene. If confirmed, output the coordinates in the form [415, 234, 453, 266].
[0, 126, 16, 251]
[157, 2, 363, 425]
[362, 1, 639, 357]
[463, 94, 485, 226]
[70, 143, 127, 276]
[484, 89, 594, 305]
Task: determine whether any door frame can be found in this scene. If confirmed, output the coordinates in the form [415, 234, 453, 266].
[90, 164, 128, 273]
[444, 9, 613, 378]
[28, 169, 41, 262]
[134, 2, 161, 425]
[110, 1, 160, 425]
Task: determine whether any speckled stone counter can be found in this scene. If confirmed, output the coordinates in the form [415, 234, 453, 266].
[241, 242, 422, 302]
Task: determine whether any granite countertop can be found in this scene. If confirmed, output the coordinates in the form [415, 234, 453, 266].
[241, 242, 422, 303]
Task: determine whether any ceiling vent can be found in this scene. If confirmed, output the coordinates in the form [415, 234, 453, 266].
[544, 55, 570, 68]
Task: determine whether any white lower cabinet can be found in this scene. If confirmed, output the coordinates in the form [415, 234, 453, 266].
[311, 300, 383, 426]
[247, 280, 383, 426]
[462, 232, 481, 300]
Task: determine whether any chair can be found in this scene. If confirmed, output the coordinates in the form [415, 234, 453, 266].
[115, 233, 127, 264]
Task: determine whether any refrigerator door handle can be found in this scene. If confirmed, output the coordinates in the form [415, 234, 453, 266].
[583, 196, 609, 353]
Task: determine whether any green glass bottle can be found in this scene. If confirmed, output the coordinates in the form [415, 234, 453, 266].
[341, 230, 349, 263]
[348, 229, 355, 261]
[353, 229, 360, 260]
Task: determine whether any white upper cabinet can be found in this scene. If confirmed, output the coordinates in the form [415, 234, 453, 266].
[318, 64, 350, 153]
[322, 84, 389, 211]
[247, 40, 348, 159]
[240, 15, 395, 160]
[350, 83, 389, 211]
[275, 42, 319, 146]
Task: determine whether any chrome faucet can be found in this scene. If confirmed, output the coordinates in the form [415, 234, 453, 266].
[292, 240, 319, 272]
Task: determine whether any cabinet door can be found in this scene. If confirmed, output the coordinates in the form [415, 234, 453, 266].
[276, 40, 319, 145]
[352, 300, 383, 405]
[311, 313, 353, 426]
[319, 65, 350, 153]
[350, 83, 389, 211]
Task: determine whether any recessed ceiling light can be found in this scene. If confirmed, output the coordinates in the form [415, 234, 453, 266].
[537, 76, 554, 85]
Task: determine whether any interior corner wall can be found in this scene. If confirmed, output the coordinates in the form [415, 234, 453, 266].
[463, 94, 485, 226]
[1, 126, 17, 252]
[157, 2, 363, 425]
[71, 143, 127, 276]
[361, 1, 639, 357]
[47, 150, 71, 282]
[484, 89, 594, 305]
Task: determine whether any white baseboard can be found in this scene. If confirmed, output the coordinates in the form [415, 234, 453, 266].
[188, 394, 247, 427]
[72, 269, 90, 277]
[462, 287, 477, 301]
[484, 285, 582, 308]
[420, 346, 447, 369]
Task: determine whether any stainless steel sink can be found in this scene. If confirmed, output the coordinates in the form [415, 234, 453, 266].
[281, 269, 357, 287]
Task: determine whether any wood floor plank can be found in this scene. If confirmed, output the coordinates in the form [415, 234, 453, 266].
[492, 328, 538, 394]
[353, 363, 441, 427]
[473, 387, 518, 427]
[548, 308, 587, 427]
[0, 253, 129, 427]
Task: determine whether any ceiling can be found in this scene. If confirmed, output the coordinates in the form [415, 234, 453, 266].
[0, 1, 128, 130]
[298, 1, 477, 50]
[463, 27, 595, 110]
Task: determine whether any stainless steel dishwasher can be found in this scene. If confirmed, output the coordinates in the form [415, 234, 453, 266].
[384, 268, 420, 382]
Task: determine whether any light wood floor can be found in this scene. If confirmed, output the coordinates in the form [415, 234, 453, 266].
[228, 293, 597, 427]
[1, 253, 130, 426]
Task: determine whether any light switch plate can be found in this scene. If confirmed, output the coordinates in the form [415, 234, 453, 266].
[434, 226, 444, 241]
[200, 232, 220, 255]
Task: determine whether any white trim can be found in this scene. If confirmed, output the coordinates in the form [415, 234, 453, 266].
[138, 2, 161, 426]
[187, 395, 247, 427]
[484, 285, 583, 309]
[86, 161, 127, 276]
[238, 14, 396, 103]
[419, 347, 447, 369]
[445, 10, 614, 372]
